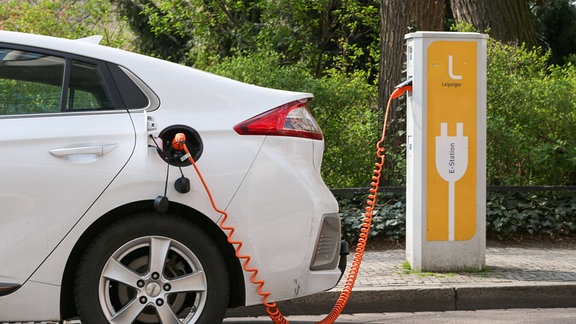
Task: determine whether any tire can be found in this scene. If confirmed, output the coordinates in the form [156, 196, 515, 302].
[75, 213, 229, 324]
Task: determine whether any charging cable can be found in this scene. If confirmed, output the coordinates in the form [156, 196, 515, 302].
[169, 78, 412, 324]
[435, 122, 468, 241]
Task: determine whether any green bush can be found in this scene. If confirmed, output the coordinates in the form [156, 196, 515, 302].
[486, 190, 576, 239]
[337, 190, 406, 243]
[336, 189, 576, 244]
[487, 43, 576, 185]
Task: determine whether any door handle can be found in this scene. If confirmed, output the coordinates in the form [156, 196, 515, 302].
[49, 144, 119, 157]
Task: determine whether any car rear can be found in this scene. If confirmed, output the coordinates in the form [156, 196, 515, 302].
[225, 98, 343, 304]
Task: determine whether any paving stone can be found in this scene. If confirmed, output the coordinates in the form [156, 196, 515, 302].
[334, 247, 576, 290]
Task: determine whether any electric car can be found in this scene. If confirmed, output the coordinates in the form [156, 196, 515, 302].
[0, 31, 344, 323]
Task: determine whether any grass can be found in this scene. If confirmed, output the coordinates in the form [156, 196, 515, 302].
[401, 260, 490, 277]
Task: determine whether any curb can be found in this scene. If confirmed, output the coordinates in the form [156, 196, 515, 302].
[225, 284, 576, 317]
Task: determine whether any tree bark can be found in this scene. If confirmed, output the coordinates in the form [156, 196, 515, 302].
[450, 0, 539, 47]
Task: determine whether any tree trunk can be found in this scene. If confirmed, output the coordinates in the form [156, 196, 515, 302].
[412, 0, 447, 31]
[450, 0, 539, 47]
[378, 0, 445, 184]
[379, 1, 408, 103]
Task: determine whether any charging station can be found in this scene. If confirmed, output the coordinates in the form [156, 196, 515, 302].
[405, 32, 488, 271]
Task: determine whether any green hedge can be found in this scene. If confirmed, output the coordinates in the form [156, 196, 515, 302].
[336, 188, 576, 243]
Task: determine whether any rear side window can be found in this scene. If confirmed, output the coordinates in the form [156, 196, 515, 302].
[67, 59, 114, 111]
[109, 64, 150, 109]
[0, 47, 115, 115]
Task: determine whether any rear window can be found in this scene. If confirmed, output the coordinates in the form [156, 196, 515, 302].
[67, 59, 114, 111]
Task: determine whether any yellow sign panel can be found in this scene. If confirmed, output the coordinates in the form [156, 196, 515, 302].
[426, 41, 477, 241]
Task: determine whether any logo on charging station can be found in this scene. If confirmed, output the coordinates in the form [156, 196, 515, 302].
[435, 123, 468, 241]
[426, 41, 477, 242]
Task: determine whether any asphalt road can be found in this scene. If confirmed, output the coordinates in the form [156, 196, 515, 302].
[224, 308, 576, 323]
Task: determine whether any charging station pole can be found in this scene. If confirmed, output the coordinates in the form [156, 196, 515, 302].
[405, 32, 488, 271]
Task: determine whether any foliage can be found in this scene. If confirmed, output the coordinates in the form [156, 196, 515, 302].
[487, 41, 576, 185]
[112, 0, 380, 78]
[450, 20, 478, 33]
[338, 190, 406, 243]
[0, 0, 132, 48]
[309, 71, 380, 187]
[202, 50, 379, 188]
[0, 79, 61, 114]
[486, 190, 576, 240]
[337, 189, 576, 244]
[533, 0, 576, 65]
[257, 0, 380, 78]
[114, 0, 250, 62]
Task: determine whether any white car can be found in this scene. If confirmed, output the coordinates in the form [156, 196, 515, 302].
[0, 31, 345, 323]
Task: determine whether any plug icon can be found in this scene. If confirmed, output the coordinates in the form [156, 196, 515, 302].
[435, 123, 468, 241]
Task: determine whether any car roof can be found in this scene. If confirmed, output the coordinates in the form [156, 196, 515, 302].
[0, 30, 159, 65]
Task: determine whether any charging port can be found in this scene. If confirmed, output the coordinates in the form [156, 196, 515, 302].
[157, 125, 203, 166]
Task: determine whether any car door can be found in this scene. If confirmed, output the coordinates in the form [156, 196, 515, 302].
[0, 46, 136, 286]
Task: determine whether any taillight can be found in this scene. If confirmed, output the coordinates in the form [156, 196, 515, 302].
[234, 99, 323, 140]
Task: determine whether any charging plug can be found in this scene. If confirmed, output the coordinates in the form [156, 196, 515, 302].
[172, 133, 187, 151]
[435, 123, 468, 241]
[391, 78, 413, 99]
[171, 133, 192, 194]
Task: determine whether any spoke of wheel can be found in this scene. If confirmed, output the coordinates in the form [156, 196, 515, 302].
[109, 296, 146, 324]
[102, 259, 141, 288]
[156, 303, 182, 324]
[168, 271, 207, 293]
[149, 237, 171, 275]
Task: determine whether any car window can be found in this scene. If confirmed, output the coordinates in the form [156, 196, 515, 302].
[0, 49, 65, 115]
[67, 59, 114, 111]
[0, 48, 115, 115]
[109, 64, 151, 110]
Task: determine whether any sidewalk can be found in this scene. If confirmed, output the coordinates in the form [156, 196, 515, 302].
[226, 244, 576, 317]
